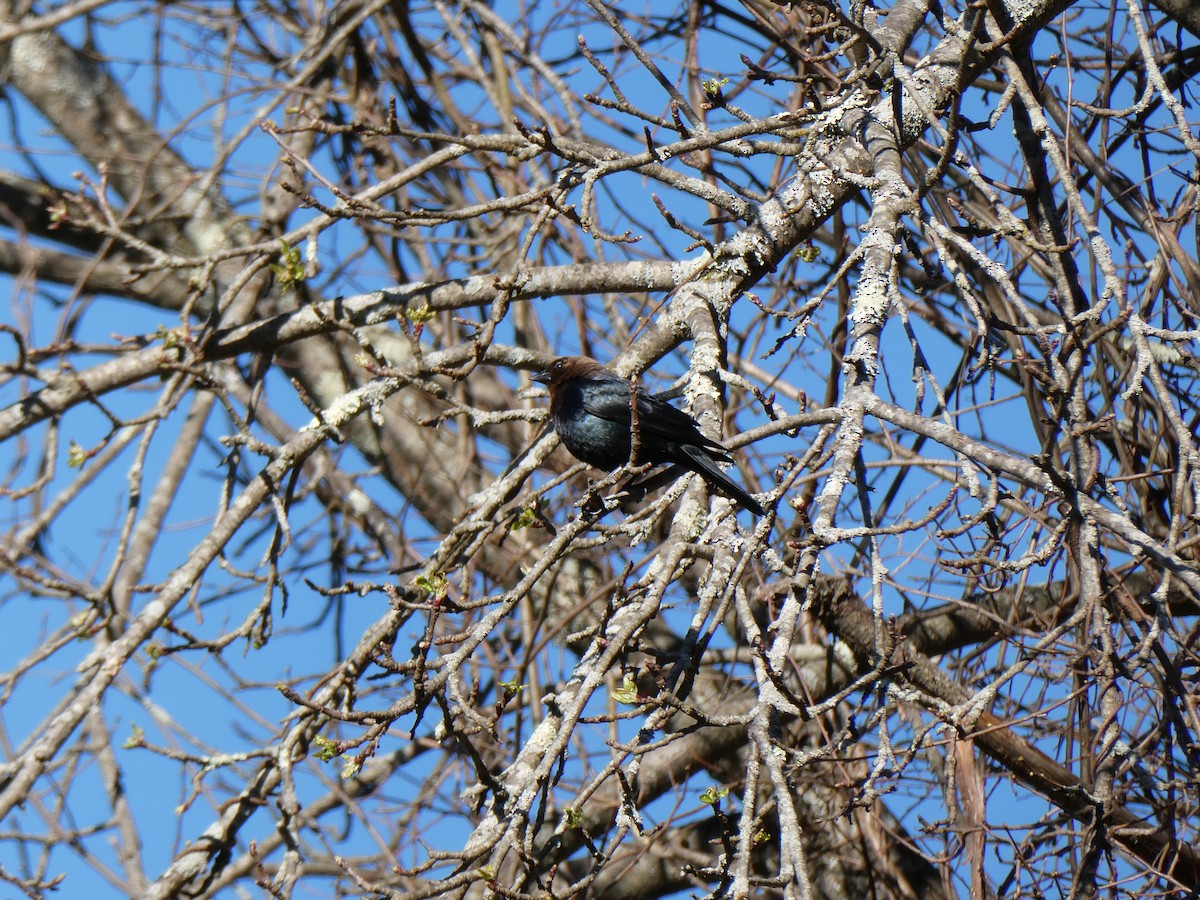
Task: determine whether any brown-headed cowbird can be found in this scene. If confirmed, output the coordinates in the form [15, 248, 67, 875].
[534, 356, 764, 515]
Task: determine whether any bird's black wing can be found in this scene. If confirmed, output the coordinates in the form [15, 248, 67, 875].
[577, 382, 730, 455]
[574, 377, 762, 515]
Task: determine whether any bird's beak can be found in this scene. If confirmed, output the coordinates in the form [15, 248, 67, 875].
[532, 370, 550, 385]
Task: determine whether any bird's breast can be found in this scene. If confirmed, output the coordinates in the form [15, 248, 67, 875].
[553, 386, 632, 470]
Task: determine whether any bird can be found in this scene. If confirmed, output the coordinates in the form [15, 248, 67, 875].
[534, 356, 764, 515]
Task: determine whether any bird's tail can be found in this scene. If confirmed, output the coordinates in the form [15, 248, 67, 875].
[675, 445, 765, 516]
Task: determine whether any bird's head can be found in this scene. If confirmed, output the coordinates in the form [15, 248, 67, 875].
[533, 356, 612, 387]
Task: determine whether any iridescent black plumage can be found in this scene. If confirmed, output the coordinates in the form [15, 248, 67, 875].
[534, 356, 763, 515]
